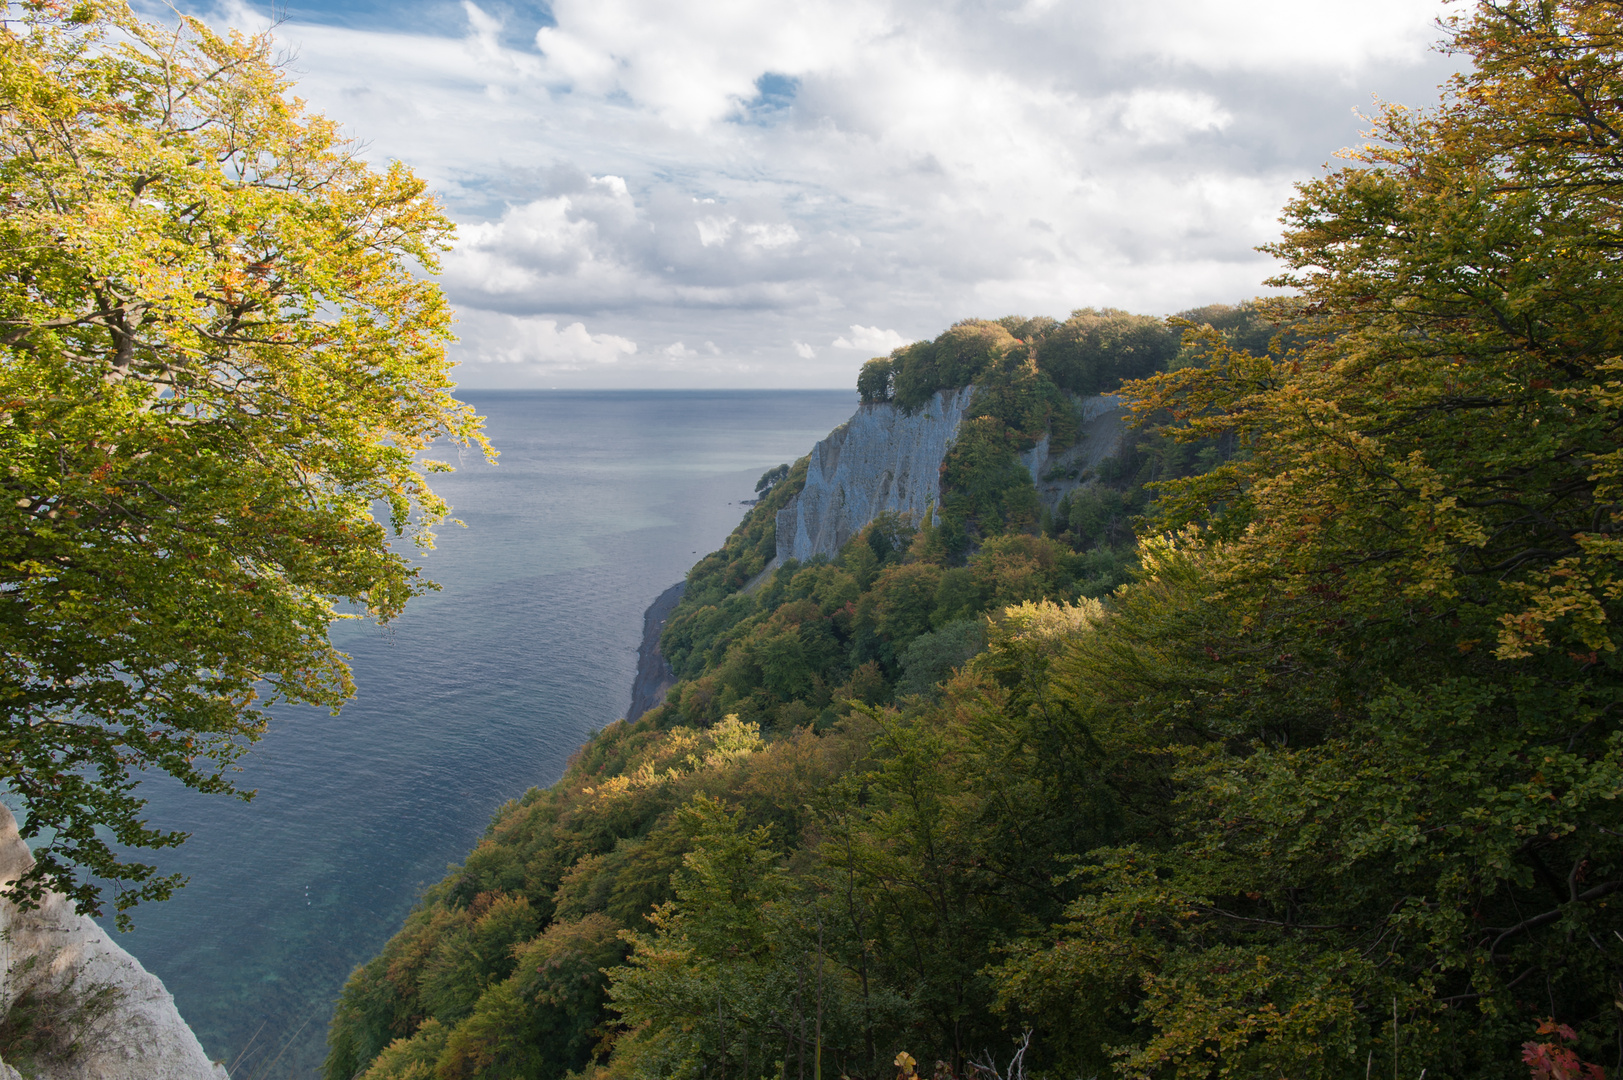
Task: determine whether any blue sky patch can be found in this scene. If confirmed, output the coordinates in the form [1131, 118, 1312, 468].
[734, 72, 799, 124]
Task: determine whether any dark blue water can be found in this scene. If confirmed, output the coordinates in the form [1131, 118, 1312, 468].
[99, 390, 856, 1079]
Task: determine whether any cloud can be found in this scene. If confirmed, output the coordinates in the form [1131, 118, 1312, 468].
[695, 216, 735, 247]
[742, 223, 799, 249]
[833, 326, 912, 353]
[187, 0, 1459, 387]
[532, 0, 891, 129]
[458, 312, 638, 371]
[1118, 90, 1233, 143]
[1096, 0, 1444, 72]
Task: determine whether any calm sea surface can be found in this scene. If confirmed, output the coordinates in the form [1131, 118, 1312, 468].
[98, 390, 857, 1079]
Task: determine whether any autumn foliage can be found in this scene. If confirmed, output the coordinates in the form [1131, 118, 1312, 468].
[332, 2, 1623, 1079]
[0, 1, 487, 922]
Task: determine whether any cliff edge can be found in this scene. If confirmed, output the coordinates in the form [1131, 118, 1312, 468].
[775, 386, 977, 563]
[0, 805, 227, 1080]
[774, 388, 1129, 565]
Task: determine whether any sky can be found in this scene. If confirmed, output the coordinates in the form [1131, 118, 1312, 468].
[176, 0, 1461, 388]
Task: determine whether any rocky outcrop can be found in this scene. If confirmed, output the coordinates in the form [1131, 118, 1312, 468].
[0, 805, 228, 1080]
[775, 386, 976, 563]
[628, 581, 685, 721]
[1022, 394, 1131, 512]
[772, 389, 1131, 564]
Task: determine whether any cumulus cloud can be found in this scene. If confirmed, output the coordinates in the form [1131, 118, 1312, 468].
[1118, 90, 1233, 143]
[458, 311, 638, 372]
[187, 0, 1457, 387]
[833, 326, 912, 353]
[533, 0, 891, 129]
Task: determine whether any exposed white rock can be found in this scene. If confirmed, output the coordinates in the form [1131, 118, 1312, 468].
[0, 804, 228, 1080]
[1024, 394, 1131, 511]
[775, 386, 977, 563]
[772, 388, 1131, 566]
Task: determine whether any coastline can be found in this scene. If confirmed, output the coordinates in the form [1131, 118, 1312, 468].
[627, 580, 685, 721]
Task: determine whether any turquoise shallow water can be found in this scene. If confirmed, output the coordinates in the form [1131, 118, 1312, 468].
[97, 389, 857, 1079]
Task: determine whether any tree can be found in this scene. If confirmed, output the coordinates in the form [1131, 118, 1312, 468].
[890, 321, 1016, 412]
[856, 357, 893, 404]
[992, 1, 1623, 1074]
[1034, 308, 1177, 398]
[608, 796, 810, 1080]
[0, 0, 488, 924]
[756, 462, 791, 494]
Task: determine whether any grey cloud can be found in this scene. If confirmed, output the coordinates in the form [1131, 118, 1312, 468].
[196, 0, 1457, 387]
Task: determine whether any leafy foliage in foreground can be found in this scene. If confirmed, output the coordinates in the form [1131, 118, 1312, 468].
[0, 1, 487, 922]
[329, 3, 1623, 1078]
[996, 3, 1623, 1076]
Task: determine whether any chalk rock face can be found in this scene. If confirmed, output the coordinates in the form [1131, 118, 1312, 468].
[773, 389, 1132, 563]
[776, 386, 976, 563]
[1023, 394, 1130, 511]
[0, 805, 228, 1080]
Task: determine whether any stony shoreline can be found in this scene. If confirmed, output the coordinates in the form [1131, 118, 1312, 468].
[627, 580, 685, 722]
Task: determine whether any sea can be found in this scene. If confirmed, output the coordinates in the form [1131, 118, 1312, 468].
[96, 389, 858, 1079]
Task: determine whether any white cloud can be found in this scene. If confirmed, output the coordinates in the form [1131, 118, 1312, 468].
[1097, 0, 1444, 72]
[833, 326, 912, 353]
[1119, 90, 1233, 143]
[533, 0, 891, 129]
[794, 341, 817, 359]
[743, 223, 800, 250]
[696, 216, 735, 247]
[449, 197, 599, 288]
[189, 0, 1458, 387]
[461, 313, 638, 370]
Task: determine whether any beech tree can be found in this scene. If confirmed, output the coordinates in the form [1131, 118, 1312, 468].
[0, 0, 488, 924]
[993, 1, 1623, 1075]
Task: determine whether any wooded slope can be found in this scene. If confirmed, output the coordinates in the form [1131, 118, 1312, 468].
[328, 4, 1623, 1077]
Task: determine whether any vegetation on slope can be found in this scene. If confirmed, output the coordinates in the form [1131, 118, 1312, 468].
[330, 3, 1623, 1078]
[322, 302, 1266, 1079]
[655, 304, 1268, 734]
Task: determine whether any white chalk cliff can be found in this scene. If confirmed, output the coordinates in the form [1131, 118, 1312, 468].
[775, 386, 977, 563]
[773, 388, 1129, 564]
[1021, 394, 1130, 510]
[0, 805, 227, 1080]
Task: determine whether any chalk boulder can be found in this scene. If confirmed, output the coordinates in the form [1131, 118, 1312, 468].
[0, 804, 228, 1080]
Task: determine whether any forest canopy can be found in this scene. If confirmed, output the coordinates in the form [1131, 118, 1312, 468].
[328, 2, 1623, 1078]
[0, 1, 487, 923]
[855, 306, 1273, 411]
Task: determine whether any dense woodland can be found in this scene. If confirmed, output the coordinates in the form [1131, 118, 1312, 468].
[327, 4, 1623, 1080]
[322, 300, 1256, 1080]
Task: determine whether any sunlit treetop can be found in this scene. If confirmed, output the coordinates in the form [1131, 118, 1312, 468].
[1129, 0, 1623, 670]
[0, 0, 491, 925]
